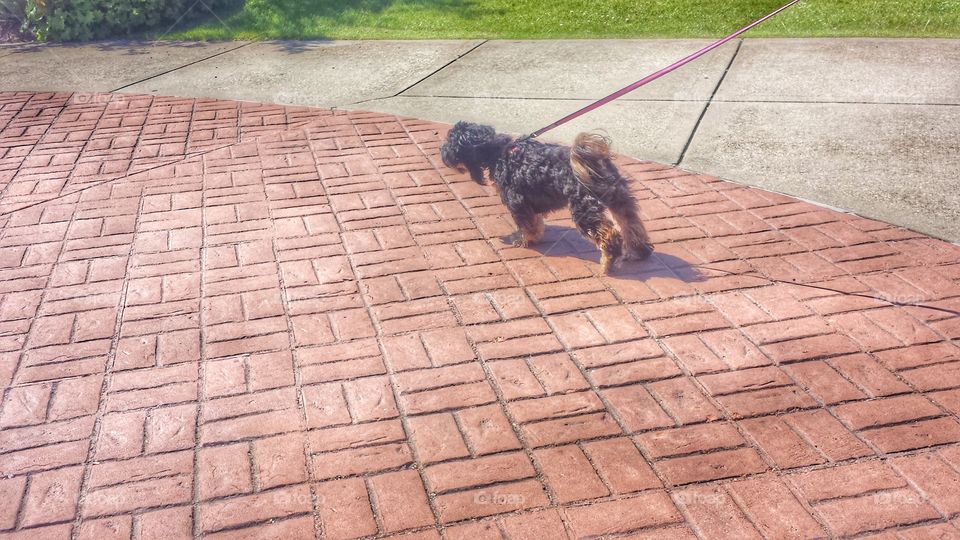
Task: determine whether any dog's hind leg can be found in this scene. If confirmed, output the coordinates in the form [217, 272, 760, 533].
[571, 199, 623, 274]
[571, 133, 652, 261]
[608, 191, 653, 260]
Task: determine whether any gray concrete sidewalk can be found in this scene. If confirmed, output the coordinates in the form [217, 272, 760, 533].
[2, 38, 958, 241]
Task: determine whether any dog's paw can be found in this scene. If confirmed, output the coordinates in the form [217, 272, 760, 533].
[600, 253, 621, 275]
[508, 231, 528, 248]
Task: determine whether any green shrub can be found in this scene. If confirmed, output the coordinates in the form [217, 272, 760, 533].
[22, 0, 236, 41]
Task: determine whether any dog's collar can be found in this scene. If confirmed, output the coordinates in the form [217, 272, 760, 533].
[504, 143, 521, 156]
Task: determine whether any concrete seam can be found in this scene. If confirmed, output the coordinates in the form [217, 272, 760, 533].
[675, 39, 744, 167]
[393, 39, 489, 98]
[394, 94, 960, 107]
[109, 41, 252, 93]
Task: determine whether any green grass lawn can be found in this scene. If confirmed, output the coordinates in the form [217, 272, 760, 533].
[165, 0, 960, 40]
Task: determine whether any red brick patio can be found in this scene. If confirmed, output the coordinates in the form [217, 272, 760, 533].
[1, 91, 960, 539]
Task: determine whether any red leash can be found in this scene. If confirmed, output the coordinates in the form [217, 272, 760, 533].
[528, 0, 802, 139]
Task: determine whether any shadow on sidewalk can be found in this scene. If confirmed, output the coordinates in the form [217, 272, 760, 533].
[503, 224, 705, 283]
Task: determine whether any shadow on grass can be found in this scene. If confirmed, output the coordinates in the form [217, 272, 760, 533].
[3, 39, 243, 57]
[163, 0, 487, 46]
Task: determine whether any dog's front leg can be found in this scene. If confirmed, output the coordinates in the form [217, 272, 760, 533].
[508, 210, 544, 248]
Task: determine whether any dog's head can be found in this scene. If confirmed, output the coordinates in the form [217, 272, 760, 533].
[440, 121, 497, 184]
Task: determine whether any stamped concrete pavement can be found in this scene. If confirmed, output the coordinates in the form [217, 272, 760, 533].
[1, 91, 960, 539]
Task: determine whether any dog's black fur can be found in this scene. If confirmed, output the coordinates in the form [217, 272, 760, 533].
[440, 121, 653, 273]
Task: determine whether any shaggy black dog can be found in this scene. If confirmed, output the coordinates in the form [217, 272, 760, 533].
[440, 121, 653, 273]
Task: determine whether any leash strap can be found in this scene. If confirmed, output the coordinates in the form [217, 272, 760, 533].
[528, 0, 802, 139]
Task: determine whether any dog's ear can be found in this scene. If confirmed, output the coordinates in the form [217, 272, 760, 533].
[446, 123, 498, 184]
[466, 163, 485, 184]
[462, 123, 496, 146]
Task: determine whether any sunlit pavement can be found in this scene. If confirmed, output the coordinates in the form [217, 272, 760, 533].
[1, 92, 959, 538]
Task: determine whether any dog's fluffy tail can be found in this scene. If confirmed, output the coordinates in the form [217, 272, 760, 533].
[570, 132, 612, 185]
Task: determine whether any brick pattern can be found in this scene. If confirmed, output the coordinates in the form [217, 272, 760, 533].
[1, 92, 960, 538]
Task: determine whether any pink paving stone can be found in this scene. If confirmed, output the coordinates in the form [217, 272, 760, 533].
[1, 92, 958, 539]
